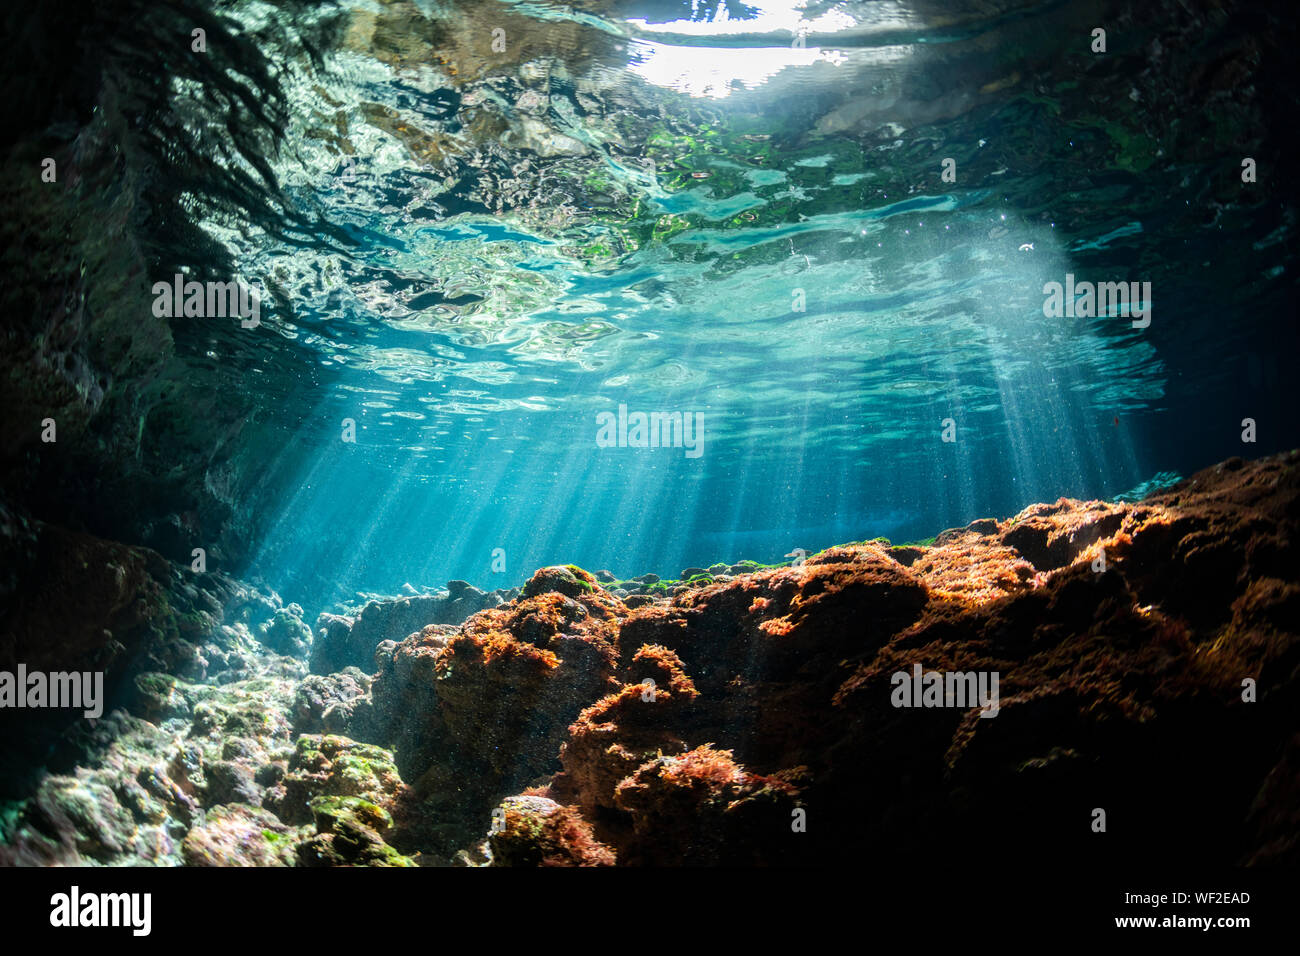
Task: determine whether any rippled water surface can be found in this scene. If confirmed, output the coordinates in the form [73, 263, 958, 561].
[167, 0, 1298, 604]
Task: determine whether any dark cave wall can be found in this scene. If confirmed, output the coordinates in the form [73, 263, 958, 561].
[0, 0, 347, 576]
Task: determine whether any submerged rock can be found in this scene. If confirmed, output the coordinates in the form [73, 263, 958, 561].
[263, 734, 408, 827]
[612, 746, 802, 866]
[309, 588, 500, 674]
[296, 795, 416, 867]
[4, 451, 1297, 867]
[291, 669, 373, 736]
[182, 804, 301, 867]
[486, 794, 614, 867]
[361, 565, 622, 854]
[504, 452, 1300, 865]
[258, 607, 313, 658]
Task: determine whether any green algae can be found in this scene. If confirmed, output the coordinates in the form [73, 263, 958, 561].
[563, 565, 595, 592]
[309, 794, 392, 832]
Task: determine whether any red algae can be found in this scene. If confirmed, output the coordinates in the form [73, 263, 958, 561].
[361, 451, 1300, 866]
[487, 795, 616, 867]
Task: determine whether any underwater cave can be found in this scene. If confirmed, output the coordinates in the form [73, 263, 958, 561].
[0, 0, 1297, 924]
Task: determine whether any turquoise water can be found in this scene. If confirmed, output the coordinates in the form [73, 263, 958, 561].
[163, 0, 1297, 608]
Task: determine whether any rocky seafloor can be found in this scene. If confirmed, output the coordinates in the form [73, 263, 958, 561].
[1, 450, 1296, 867]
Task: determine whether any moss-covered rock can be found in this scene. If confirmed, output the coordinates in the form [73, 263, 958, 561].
[182, 804, 301, 866]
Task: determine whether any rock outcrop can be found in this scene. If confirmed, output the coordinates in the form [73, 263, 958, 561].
[310, 586, 509, 674]
[357, 451, 1300, 866]
[3, 451, 1296, 866]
